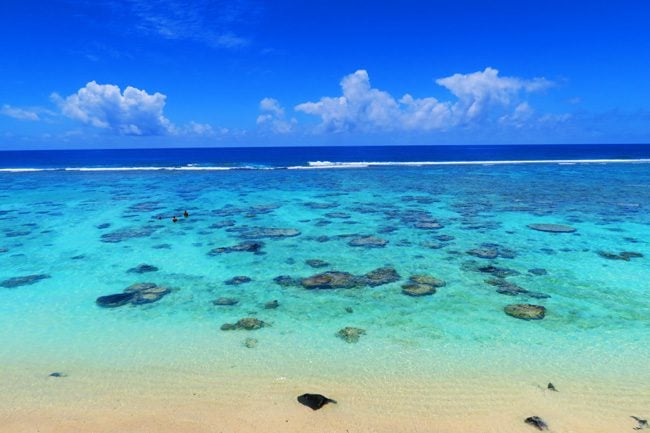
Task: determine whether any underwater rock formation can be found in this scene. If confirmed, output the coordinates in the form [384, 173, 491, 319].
[301, 271, 361, 290]
[127, 264, 159, 274]
[96, 282, 171, 307]
[208, 241, 265, 255]
[597, 251, 643, 261]
[504, 304, 546, 320]
[306, 259, 330, 268]
[0, 273, 50, 288]
[239, 227, 301, 239]
[336, 326, 366, 343]
[362, 267, 401, 286]
[213, 297, 239, 306]
[348, 236, 388, 248]
[225, 276, 252, 285]
[221, 317, 266, 331]
[528, 223, 576, 233]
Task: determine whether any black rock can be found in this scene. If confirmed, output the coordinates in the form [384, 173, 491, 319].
[96, 292, 135, 308]
[524, 416, 548, 430]
[631, 416, 648, 430]
[1, 274, 50, 288]
[297, 393, 337, 410]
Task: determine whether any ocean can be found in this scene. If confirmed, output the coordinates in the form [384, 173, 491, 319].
[1, 144, 649, 432]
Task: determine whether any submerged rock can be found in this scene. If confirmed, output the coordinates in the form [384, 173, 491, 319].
[96, 292, 135, 308]
[244, 337, 258, 348]
[348, 236, 388, 248]
[306, 259, 330, 268]
[362, 266, 400, 286]
[1, 273, 50, 288]
[504, 304, 546, 320]
[127, 264, 159, 274]
[273, 275, 300, 287]
[409, 274, 446, 287]
[524, 416, 548, 430]
[336, 326, 366, 343]
[528, 223, 576, 233]
[209, 220, 235, 229]
[528, 268, 548, 276]
[478, 265, 520, 278]
[239, 227, 301, 239]
[221, 317, 266, 331]
[301, 271, 361, 290]
[225, 276, 252, 285]
[297, 393, 337, 410]
[401, 282, 436, 297]
[123, 282, 158, 293]
[128, 284, 170, 305]
[414, 221, 443, 230]
[208, 241, 265, 255]
[495, 285, 550, 299]
[100, 226, 156, 243]
[98, 282, 170, 307]
[213, 297, 239, 306]
[597, 251, 644, 261]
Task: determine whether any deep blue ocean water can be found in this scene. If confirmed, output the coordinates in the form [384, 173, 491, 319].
[1, 144, 650, 169]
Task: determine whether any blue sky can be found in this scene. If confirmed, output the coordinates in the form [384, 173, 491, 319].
[1, 0, 649, 149]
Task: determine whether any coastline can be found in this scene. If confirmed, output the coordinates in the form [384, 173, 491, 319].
[2, 357, 648, 433]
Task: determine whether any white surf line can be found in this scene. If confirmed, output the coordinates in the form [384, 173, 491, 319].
[295, 158, 650, 169]
[2, 158, 650, 172]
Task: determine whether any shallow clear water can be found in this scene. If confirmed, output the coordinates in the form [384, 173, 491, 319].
[1, 163, 649, 386]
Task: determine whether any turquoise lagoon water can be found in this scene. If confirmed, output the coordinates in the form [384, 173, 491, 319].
[1, 163, 650, 389]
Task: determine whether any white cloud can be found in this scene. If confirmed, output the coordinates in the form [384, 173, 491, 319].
[499, 102, 534, 128]
[256, 97, 296, 133]
[1, 104, 40, 121]
[295, 68, 555, 132]
[436, 67, 552, 120]
[52, 81, 175, 136]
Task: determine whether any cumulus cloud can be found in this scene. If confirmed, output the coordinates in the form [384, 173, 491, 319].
[1, 104, 40, 121]
[52, 81, 175, 136]
[256, 97, 296, 133]
[437, 67, 552, 120]
[295, 68, 555, 132]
